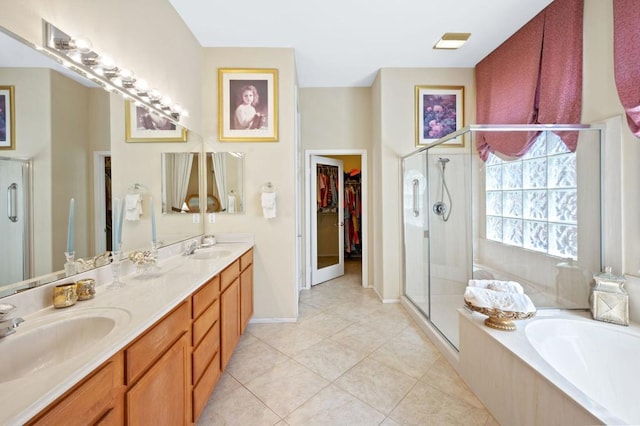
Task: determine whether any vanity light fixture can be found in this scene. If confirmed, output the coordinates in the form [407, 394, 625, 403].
[42, 20, 188, 122]
[433, 32, 471, 50]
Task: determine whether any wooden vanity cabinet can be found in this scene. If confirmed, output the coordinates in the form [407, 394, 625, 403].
[240, 249, 254, 333]
[26, 352, 125, 426]
[220, 262, 241, 371]
[191, 275, 222, 422]
[220, 249, 254, 370]
[125, 301, 191, 425]
[28, 247, 255, 425]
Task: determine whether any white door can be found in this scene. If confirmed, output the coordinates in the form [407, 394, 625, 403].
[310, 155, 344, 285]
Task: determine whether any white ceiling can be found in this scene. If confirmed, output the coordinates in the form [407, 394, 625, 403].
[168, 0, 553, 88]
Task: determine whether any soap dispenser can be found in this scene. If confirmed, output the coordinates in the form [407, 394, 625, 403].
[590, 266, 628, 326]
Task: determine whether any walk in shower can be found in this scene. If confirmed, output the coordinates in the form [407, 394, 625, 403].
[402, 125, 603, 350]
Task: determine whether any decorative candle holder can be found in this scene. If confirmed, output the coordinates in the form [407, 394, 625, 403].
[109, 250, 125, 288]
[129, 247, 157, 276]
[64, 251, 77, 277]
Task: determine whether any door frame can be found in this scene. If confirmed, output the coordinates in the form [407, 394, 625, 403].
[304, 149, 368, 290]
[93, 151, 110, 254]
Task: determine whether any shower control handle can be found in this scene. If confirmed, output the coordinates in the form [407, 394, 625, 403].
[7, 183, 18, 223]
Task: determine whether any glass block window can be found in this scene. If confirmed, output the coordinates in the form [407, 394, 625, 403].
[485, 132, 578, 259]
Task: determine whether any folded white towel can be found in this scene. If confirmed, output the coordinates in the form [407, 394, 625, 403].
[261, 191, 276, 219]
[464, 287, 536, 313]
[468, 279, 524, 294]
[125, 194, 142, 221]
[261, 192, 276, 208]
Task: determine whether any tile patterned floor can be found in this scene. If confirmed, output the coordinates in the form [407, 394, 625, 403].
[197, 260, 499, 425]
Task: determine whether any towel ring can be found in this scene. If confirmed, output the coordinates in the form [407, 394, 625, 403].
[261, 182, 275, 193]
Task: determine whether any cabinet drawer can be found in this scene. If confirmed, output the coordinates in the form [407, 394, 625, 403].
[221, 259, 240, 292]
[193, 275, 220, 319]
[192, 351, 221, 423]
[28, 353, 123, 426]
[192, 298, 219, 347]
[192, 320, 220, 384]
[240, 248, 253, 271]
[126, 301, 190, 384]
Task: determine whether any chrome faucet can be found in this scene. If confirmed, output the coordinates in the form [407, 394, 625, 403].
[0, 304, 24, 338]
[183, 240, 199, 256]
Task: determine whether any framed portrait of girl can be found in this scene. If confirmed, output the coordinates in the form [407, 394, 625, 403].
[218, 68, 278, 142]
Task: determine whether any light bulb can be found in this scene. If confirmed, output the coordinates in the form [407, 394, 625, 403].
[148, 88, 161, 101]
[134, 79, 150, 93]
[99, 54, 116, 70]
[71, 36, 92, 54]
[119, 68, 134, 82]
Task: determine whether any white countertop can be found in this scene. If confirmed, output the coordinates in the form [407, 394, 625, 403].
[0, 239, 253, 426]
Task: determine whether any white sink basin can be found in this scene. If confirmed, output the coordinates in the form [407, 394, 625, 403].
[0, 307, 130, 383]
[190, 247, 232, 260]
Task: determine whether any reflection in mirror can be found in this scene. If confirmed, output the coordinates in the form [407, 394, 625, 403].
[0, 27, 111, 296]
[0, 26, 203, 298]
[205, 152, 245, 214]
[161, 152, 200, 214]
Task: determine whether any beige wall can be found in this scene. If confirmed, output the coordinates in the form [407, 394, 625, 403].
[109, 96, 204, 252]
[201, 47, 299, 320]
[299, 88, 372, 287]
[51, 71, 91, 269]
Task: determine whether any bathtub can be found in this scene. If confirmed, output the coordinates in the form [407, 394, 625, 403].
[459, 309, 639, 425]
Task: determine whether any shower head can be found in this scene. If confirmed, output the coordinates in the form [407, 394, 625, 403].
[438, 157, 450, 164]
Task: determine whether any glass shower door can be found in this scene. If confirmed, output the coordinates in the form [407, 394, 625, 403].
[402, 151, 430, 318]
[0, 158, 30, 287]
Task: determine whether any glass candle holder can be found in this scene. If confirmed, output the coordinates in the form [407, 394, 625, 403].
[109, 250, 125, 288]
[64, 251, 77, 277]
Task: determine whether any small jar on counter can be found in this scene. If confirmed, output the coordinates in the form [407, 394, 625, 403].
[590, 267, 628, 326]
[76, 278, 96, 301]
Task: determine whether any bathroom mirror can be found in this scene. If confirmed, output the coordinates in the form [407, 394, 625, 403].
[205, 152, 245, 214]
[0, 27, 203, 297]
[161, 152, 201, 214]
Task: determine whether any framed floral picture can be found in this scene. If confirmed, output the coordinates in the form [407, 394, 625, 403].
[218, 68, 278, 142]
[0, 86, 15, 150]
[125, 101, 187, 142]
[415, 85, 464, 147]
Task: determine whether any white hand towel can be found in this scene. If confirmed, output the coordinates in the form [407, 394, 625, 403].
[125, 193, 142, 221]
[227, 195, 236, 213]
[468, 279, 524, 294]
[464, 287, 536, 313]
[261, 192, 276, 219]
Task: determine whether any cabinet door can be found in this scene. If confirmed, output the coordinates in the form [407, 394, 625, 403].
[127, 333, 190, 425]
[27, 353, 124, 426]
[240, 263, 253, 334]
[220, 278, 240, 370]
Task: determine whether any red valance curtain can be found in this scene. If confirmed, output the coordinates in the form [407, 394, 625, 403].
[613, 0, 640, 138]
[475, 0, 583, 160]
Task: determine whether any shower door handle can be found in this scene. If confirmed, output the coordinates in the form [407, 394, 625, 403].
[7, 183, 18, 222]
[412, 179, 420, 217]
